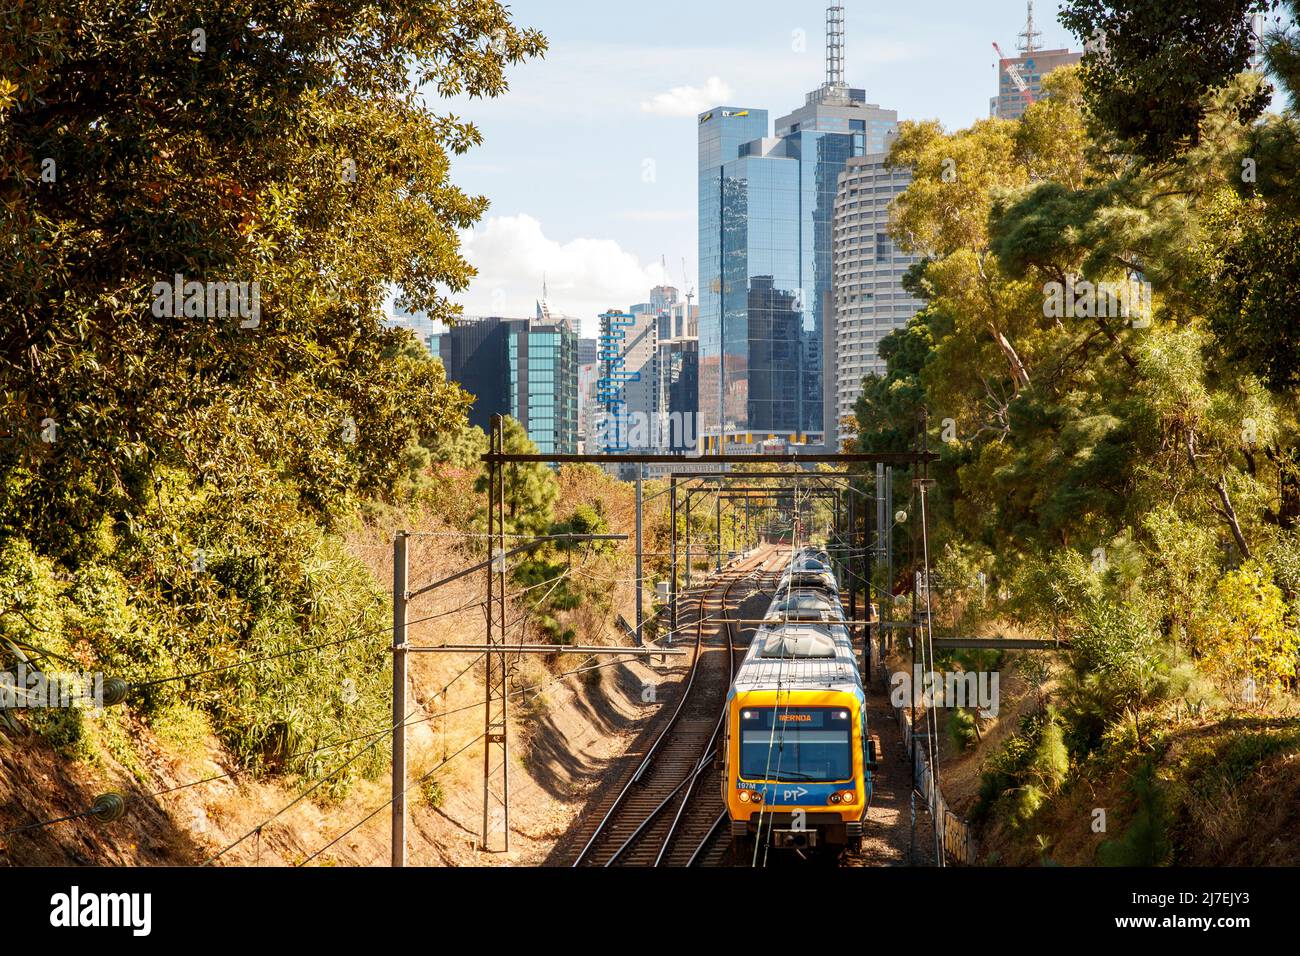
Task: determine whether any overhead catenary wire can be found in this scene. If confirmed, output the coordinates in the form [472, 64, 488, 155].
[0, 803, 114, 840]
[127, 598, 488, 693]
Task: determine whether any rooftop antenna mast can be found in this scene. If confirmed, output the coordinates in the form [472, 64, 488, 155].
[823, 4, 848, 101]
[1017, 1, 1043, 54]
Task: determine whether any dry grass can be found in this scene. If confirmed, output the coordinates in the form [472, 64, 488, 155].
[2, 467, 664, 867]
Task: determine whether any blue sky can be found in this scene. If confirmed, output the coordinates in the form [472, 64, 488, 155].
[433, 1, 1081, 336]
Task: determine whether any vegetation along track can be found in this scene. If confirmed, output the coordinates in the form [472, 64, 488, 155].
[567, 549, 779, 867]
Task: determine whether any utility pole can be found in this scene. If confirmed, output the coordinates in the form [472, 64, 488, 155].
[685, 491, 692, 591]
[635, 468, 644, 636]
[875, 462, 886, 578]
[483, 414, 510, 853]
[885, 466, 895, 595]
[715, 492, 722, 572]
[669, 477, 677, 644]
[848, 492, 857, 625]
[391, 530, 408, 868]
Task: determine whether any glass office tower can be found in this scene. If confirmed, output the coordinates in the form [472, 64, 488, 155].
[698, 88, 896, 450]
[435, 316, 578, 455]
[508, 320, 578, 455]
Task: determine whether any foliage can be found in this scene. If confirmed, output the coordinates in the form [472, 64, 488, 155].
[973, 709, 1059, 827]
[1194, 560, 1298, 692]
[1059, 0, 1279, 161]
[1097, 759, 1173, 865]
[0, 1, 547, 802]
[475, 417, 558, 539]
[947, 707, 977, 752]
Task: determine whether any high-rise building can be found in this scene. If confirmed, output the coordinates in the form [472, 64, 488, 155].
[649, 285, 680, 314]
[508, 319, 579, 455]
[434, 316, 579, 454]
[578, 362, 600, 455]
[992, 3, 1081, 121]
[655, 298, 700, 454]
[698, 4, 897, 452]
[830, 153, 925, 445]
[596, 309, 658, 455]
[387, 303, 439, 354]
[576, 337, 599, 454]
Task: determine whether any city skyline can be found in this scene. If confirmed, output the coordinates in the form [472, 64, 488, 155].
[436, 0, 1082, 334]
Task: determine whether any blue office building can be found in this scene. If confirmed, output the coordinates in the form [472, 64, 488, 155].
[434, 316, 578, 455]
[698, 4, 897, 450]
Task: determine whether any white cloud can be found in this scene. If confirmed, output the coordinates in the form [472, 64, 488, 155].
[640, 76, 734, 117]
[619, 208, 694, 223]
[457, 214, 670, 336]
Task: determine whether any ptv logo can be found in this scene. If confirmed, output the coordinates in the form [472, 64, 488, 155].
[49, 886, 152, 937]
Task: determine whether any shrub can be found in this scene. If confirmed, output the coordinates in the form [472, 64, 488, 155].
[1097, 760, 1172, 866]
[947, 708, 978, 752]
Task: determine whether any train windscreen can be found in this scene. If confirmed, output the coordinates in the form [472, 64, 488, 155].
[739, 707, 852, 782]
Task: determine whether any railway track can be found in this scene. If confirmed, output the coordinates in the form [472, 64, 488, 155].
[567, 550, 777, 867]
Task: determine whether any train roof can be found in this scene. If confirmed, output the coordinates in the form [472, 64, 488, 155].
[764, 589, 844, 623]
[732, 620, 862, 695]
[777, 569, 838, 593]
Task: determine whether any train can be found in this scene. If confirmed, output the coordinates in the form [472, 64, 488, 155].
[720, 548, 877, 857]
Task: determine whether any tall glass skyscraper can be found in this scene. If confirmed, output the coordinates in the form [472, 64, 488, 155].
[698, 5, 897, 450]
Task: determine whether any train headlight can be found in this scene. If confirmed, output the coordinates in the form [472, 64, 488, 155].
[828, 792, 842, 804]
[738, 790, 752, 804]
[839, 790, 857, 805]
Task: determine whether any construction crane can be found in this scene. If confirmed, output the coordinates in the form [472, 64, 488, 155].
[992, 40, 1032, 110]
[680, 257, 695, 310]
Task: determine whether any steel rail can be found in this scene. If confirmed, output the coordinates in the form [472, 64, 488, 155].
[654, 570, 765, 866]
[569, 556, 762, 866]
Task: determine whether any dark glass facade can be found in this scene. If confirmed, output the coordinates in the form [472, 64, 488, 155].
[435, 317, 578, 454]
[698, 94, 896, 449]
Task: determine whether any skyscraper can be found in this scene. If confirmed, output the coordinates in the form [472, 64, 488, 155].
[596, 308, 658, 455]
[991, 4, 1081, 121]
[698, 4, 897, 451]
[434, 315, 579, 454]
[831, 153, 924, 444]
[655, 297, 700, 454]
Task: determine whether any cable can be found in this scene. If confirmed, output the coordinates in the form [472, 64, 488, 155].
[129, 599, 484, 693]
[297, 731, 487, 866]
[203, 706, 420, 865]
[0, 804, 108, 839]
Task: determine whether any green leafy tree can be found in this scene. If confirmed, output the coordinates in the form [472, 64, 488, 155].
[1060, 0, 1280, 161]
[0, 3, 546, 796]
[1, 1, 545, 551]
[1195, 560, 1298, 692]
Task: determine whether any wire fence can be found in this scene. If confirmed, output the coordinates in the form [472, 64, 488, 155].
[892, 688, 976, 866]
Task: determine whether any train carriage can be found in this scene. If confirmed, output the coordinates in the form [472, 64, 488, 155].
[721, 558, 877, 857]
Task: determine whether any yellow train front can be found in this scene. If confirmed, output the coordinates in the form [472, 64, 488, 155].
[721, 574, 876, 856]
